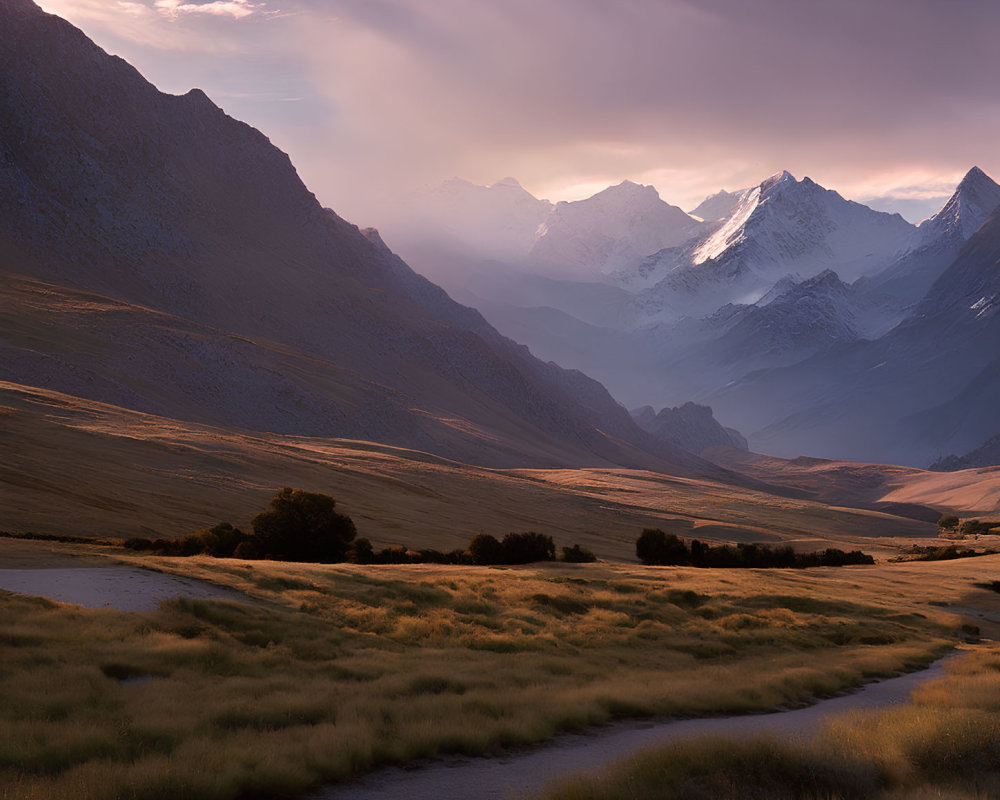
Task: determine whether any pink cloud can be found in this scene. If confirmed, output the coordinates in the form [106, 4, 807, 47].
[153, 0, 264, 19]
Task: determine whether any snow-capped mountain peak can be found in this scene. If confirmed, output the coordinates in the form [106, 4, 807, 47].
[759, 169, 796, 193]
[528, 180, 705, 279]
[638, 170, 916, 320]
[691, 170, 812, 266]
[917, 165, 1000, 243]
[493, 176, 525, 189]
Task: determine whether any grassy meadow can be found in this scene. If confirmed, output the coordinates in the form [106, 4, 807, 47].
[3, 552, 997, 800]
[0, 381, 952, 557]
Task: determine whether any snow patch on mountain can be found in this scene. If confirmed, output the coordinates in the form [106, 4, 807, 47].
[691, 185, 761, 264]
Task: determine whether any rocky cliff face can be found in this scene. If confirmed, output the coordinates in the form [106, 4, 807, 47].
[930, 432, 1000, 471]
[632, 402, 748, 455]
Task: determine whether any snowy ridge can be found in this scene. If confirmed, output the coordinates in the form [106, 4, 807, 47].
[860, 167, 1000, 312]
[692, 186, 761, 264]
[688, 187, 751, 223]
[634, 171, 916, 321]
[917, 166, 1000, 244]
[527, 180, 705, 279]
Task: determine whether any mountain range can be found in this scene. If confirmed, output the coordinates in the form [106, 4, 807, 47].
[382, 164, 1000, 467]
[4, 0, 999, 530]
[3, 0, 999, 554]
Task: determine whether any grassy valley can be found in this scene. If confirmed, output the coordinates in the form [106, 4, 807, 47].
[3, 553, 998, 800]
[2, 381, 972, 560]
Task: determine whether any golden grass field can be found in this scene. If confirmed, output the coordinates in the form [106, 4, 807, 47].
[4, 380, 1000, 799]
[9, 380, 999, 562]
[2, 548, 999, 800]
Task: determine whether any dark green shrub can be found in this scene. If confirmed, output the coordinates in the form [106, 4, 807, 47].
[960, 519, 999, 536]
[501, 531, 555, 564]
[251, 488, 356, 563]
[468, 533, 504, 565]
[233, 539, 261, 560]
[348, 537, 374, 564]
[188, 522, 249, 557]
[636, 529, 874, 569]
[561, 544, 597, 563]
[123, 538, 153, 551]
[636, 528, 688, 565]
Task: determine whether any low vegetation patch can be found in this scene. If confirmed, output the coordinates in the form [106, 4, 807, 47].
[636, 528, 874, 568]
[0, 559, 960, 800]
[892, 544, 999, 562]
[938, 515, 1000, 539]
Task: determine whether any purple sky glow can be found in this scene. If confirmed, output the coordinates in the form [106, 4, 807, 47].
[36, 0, 1000, 225]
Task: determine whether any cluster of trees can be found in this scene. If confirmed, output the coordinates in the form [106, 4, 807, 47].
[124, 488, 596, 566]
[895, 544, 998, 562]
[635, 528, 874, 569]
[938, 515, 999, 537]
[124, 488, 357, 563]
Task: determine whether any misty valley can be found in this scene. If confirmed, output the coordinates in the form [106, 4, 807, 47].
[2, 2, 1000, 800]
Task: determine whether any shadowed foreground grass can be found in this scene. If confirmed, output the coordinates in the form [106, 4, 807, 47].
[538, 644, 1000, 800]
[0, 558, 967, 800]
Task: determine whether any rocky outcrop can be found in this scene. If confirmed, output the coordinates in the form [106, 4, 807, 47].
[632, 402, 748, 455]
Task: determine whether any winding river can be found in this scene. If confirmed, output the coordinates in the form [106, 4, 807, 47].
[314, 656, 955, 800]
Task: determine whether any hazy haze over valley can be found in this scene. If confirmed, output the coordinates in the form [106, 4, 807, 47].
[383, 167, 1000, 467]
[5, 5, 1000, 799]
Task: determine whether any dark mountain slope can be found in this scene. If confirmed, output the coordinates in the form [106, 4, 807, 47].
[0, 0, 738, 477]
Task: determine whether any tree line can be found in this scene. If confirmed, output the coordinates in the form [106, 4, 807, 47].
[123, 488, 596, 565]
[123, 488, 877, 569]
[635, 528, 874, 568]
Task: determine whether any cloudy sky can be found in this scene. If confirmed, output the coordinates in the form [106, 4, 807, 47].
[37, 0, 1000, 225]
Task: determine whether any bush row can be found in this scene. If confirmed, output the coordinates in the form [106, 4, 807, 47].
[124, 488, 355, 562]
[349, 533, 596, 565]
[635, 528, 874, 568]
[938, 515, 1000, 535]
[893, 544, 998, 562]
[123, 488, 596, 565]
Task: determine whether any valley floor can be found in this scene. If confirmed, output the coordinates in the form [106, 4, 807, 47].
[1, 545, 998, 800]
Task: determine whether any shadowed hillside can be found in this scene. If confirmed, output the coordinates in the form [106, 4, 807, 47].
[0, 0, 738, 478]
